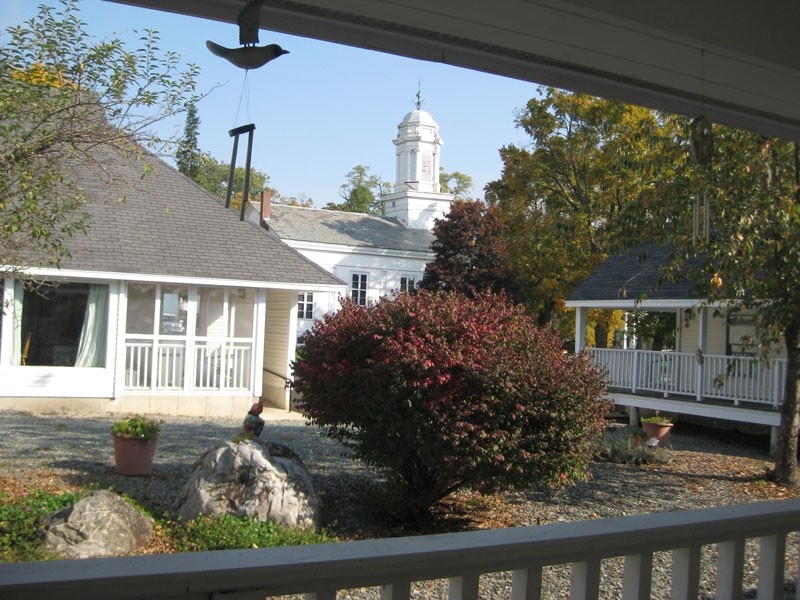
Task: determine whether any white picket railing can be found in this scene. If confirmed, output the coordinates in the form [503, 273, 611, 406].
[589, 348, 786, 407]
[194, 343, 252, 390]
[703, 354, 786, 408]
[124, 340, 252, 392]
[124, 341, 152, 389]
[1, 500, 798, 599]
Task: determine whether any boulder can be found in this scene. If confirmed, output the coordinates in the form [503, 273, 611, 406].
[170, 439, 321, 530]
[44, 490, 153, 559]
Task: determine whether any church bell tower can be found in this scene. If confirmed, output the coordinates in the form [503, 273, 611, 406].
[382, 92, 454, 230]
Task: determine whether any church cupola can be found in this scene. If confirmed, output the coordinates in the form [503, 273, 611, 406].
[382, 92, 454, 230]
[393, 105, 443, 194]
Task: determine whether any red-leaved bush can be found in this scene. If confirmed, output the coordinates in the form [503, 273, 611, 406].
[293, 290, 608, 515]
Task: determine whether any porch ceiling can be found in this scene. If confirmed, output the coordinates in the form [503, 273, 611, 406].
[106, 0, 800, 140]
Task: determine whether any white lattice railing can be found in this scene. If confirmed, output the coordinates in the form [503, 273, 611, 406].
[589, 348, 786, 407]
[1, 501, 798, 599]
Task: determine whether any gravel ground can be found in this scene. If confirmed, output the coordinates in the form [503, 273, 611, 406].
[0, 410, 798, 599]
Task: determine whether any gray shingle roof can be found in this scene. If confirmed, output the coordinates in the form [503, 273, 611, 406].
[266, 205, 434, 253]
[568, 245, 700, 303]
[57, 145, 342, 288]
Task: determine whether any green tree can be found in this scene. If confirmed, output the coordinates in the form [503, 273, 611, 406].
[653, 125, 800, 485]
[0, 0, 199, 275]
[419, 200, 523, 301]
[191, 155, 273, 210]
[294, 290, 608, 516]
[439, 168, 473, 199]
[485, 87, 682, 324]
[273, 193, 313, 208]
[325, 165, 390, 214]
[497, 89, 800, 484]
[176, 102, 202, 180]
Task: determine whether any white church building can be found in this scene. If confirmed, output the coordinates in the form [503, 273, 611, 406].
[250, 105, 456, 343]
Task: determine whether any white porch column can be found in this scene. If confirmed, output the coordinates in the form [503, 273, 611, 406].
[695, 308, 707, 402]
[575, 307, 587, 353]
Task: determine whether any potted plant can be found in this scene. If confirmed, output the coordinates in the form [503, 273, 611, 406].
[111, 414, 161, 475]
[640, 411, 673, 447]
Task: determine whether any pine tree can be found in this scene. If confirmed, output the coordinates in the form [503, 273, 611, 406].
[176, 103, 202, 180]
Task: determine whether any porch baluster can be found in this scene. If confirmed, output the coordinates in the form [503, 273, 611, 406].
[448, 573, 480, 600]
[758, 534, 787, 600]
[671, 545, 701, 600]
[305, 591, 336, 600]
[380, 581, 411, 599]
[571, 559, 601, 599]
[511, 565, 543, 600]
[621, 552, 652, 600]
[631, 351, 639, 394]
[716, 538, 745, 599]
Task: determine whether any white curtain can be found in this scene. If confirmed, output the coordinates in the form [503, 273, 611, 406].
[10, 280, 24, 366]
[75, 284, 108, 368]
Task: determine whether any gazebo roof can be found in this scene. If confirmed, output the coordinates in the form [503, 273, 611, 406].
[567, 245, 705, 309]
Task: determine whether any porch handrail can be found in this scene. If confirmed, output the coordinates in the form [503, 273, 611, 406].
[1, 500, 799, 599]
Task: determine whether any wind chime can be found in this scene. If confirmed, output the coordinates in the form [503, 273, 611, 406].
[206, 0, 289, 221]
[689, 115, 713, 244]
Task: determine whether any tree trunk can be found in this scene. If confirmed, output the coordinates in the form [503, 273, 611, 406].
[774, 321, 800, 486]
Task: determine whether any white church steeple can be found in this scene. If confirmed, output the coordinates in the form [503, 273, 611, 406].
[382, 91, 454, 230]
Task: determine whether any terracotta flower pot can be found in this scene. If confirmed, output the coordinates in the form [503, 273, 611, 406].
[112, 435, 157, 475]
[642, 422, 673, 447]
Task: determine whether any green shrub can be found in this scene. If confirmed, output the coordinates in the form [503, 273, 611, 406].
[294, 290, 610, 516]
[593, 426, 673, 465]
[169, 515, 336, 552]
[0, 489, 88, 562]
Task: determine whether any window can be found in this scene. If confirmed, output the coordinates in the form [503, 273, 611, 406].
[126, 283, 155, 334]
[160, 286, 188, 336]
[18, 282, 108, 367]
[124, 284, 256, 392]
[229, 288, 255, 338]
[297, 292, 314, 320]
[196, 287, 225, 338]
[399, 275, 416, 294]
[351, 273, 368, 306]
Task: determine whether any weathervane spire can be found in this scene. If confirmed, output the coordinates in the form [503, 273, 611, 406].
[415, 80, 423, 110]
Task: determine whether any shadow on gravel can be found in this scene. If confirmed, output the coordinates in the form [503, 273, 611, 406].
[669, 421, 772, 458]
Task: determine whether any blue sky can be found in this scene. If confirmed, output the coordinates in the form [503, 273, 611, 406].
[2, 0, 541, 205]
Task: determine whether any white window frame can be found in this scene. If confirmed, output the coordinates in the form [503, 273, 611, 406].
[297, 292, 314, 320]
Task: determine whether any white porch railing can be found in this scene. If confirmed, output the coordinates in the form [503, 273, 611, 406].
[124, 340, 252, 392]
[589, 348, 787, 408]
[1, 501, 798, 599]
[125, 340, 185, 390]
[194, 343, 252, 390]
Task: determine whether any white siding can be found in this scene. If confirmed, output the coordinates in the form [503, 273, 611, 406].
[263, 289, 296, 410]
[679, 309, 731, 356]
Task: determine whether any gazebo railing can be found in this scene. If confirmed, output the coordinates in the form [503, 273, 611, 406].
[588, 348, 786, 407]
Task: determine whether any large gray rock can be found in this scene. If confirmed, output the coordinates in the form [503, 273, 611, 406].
[44, 490, 153, 559]
[170, 439, 321, 530]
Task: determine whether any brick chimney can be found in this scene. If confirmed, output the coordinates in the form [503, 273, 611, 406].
[260, 190, 271, 227]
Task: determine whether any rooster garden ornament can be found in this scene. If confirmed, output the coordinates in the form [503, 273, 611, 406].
[206, 0, 289, 69]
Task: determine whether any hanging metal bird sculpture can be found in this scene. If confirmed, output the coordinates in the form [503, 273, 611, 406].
[206, 0, 289, 69]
